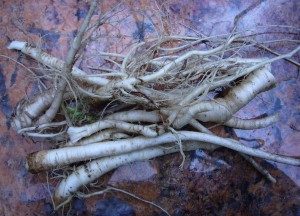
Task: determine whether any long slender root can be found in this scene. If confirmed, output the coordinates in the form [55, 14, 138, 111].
[63, 129, 129, 147]
[224, 113, 279, 129]
[190, 119, 277, 182]
[26, 131, 300, 173]
[68, 120, 163, 143]
[240, 153, 277, 183]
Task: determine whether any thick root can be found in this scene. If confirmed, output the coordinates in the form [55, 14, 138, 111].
[173, 64, 275, 128]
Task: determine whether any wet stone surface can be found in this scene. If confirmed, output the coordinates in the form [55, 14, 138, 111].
[0, 0, 299, 215]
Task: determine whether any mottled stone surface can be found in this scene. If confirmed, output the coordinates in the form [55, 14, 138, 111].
[109, 161, 159, 185]
[0, 0, 299, 215]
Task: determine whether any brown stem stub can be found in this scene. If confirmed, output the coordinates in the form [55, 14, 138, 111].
[26, 150, 48, 173]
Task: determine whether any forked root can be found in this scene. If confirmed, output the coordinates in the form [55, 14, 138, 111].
[173, 64, 276, 128]
[63, 129, 129, 147]
[12, 92, 54, 130]
[67, 120, 163, 143]
[54, 142, 204, 204]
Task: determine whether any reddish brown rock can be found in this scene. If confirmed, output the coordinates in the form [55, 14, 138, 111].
[109, 161, 159, 185]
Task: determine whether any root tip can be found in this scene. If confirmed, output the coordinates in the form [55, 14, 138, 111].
[7, 41, 27, 50]
[11, 118, 22, 131]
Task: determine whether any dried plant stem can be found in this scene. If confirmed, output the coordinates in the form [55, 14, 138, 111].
[37, 0, 100, 125]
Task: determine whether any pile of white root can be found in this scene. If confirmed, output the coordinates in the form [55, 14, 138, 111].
[7, 0, 300, 210]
